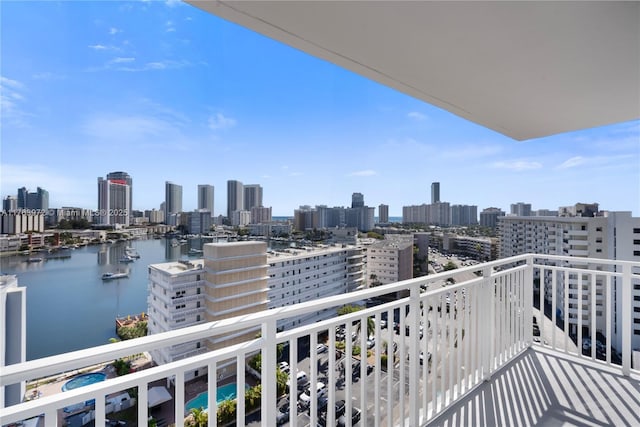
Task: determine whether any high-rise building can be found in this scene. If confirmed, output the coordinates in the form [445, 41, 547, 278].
[351, 192, 364, 208]
[106, 172, 132, 218]
[3, 196, 17, 212]
[250, 206, 272, 224]
[367, 235, 414, 293]
[97, 174, 131, 225]
[480, 207, 505, 228]
[16, 187, 49, 211]
[510, 202, 532, 216]
[243, 184, 262, 211]
[1, 275, 26, 407]
[450, 204, 478, 226]
[378, 204, 389, 223]
[165, 182, 183, 225]
[148, 242, 365, 370]
[227, 180, 244, 219]
[499, 211, 640, 351]
[431, 182, 440, 204]
[197, 185, 214, 217]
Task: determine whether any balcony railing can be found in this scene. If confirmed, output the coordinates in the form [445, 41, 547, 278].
[1, 254, 638, 427]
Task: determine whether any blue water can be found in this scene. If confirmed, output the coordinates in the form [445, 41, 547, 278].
[0, 238, 202, 360]
[61, 372, 107, 391]
[185, 383, 249, 414]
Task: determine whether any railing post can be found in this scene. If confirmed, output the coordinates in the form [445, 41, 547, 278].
[409, 284, 421, 425]
[621, 263, 632, 376]
[261, 318, 278, 426]
[525, 256, 533, 347]
[483, 265, 495, 381]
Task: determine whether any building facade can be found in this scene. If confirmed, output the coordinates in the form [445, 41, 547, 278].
[1, 275, 26, 407]
[243, 184, 263, 211]
[227, 180, 244, 220]
[164, 182, 183, 226]
[267, 245, 365, 329]
[98, 174, 131, 226]
[197, 185, 214, 217]
[480, 207, 506, 228]
[378, 204, 389, 224]
[147, 242, 366, 369]
[499, 212, 640, 352]
[367, 236, 413, 287]
[431, 182, 440, 204]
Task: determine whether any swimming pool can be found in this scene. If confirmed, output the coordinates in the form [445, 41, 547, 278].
[61, 372, 107, 392]
[184, 383, 249, 414]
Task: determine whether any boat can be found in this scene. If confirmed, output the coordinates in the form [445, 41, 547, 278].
[102, 272, 129, 281]
[26, 257, 44, 263]
[119, 255, 135, 263]
[188, 248, 203, 255]
[125, 248, 140, 258]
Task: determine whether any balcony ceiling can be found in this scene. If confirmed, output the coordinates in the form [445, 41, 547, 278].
[186, 1, 640, 141]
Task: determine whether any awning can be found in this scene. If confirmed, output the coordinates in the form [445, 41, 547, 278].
[148, 386, 172, 408]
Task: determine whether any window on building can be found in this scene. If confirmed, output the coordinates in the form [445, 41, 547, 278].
[634, 228, 640, 234]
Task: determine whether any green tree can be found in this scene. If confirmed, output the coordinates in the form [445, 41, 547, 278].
[217, 399, 236, 425]
[443, 261, 458, 271]
[187, 407, 208, 427]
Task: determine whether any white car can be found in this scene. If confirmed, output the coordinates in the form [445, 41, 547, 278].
[299, 382, 327, 404]
[278, 361, 290, 373]
[317, 344, 328, 354]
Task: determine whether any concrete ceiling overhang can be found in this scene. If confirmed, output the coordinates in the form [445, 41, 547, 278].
[186, 1, 640, 141]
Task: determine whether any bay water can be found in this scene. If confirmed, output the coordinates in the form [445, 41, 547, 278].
[0, 238, 202, 360]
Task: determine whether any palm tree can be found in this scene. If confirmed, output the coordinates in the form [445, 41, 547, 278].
[188, 407, 208, 427]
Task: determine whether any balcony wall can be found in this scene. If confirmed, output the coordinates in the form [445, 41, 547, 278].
[1, 254, 638, 427]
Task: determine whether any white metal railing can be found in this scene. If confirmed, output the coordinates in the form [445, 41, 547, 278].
[1, 254, 638, 427]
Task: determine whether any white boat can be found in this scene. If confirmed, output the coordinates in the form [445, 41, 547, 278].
[125, 249, 140, 258]
[119, 255, 135, 263]
[102, 272, 129, 281]
[26, 257, 44, 263]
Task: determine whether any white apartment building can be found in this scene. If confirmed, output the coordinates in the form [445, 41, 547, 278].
[148, 242, 365, 367]
[499, 212, 640, 351]
[147, 259, 207, 369]
[366, 236, 413, 287]
[267, 245, 365, 330]
[1, 275, 26, 407]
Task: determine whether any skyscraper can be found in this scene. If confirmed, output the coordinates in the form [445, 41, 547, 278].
[3, 196, 17, 212]
[431, 182, 440, 204]
[227, 180, 244, 219]
[198, 184, 214, 216]
[352, 192, 364, 208]
[165, 182, 183, 225]
[16, 187, 49, 211]
[97, 174, 131, 225]
[243, 184, 263, 211]
[378, 204, 389, 223]
[107, 172, 132, 217]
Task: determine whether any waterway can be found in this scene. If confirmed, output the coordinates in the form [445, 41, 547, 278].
[0, 237, 208, 360]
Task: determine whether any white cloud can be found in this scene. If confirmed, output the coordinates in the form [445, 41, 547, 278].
[166, 20, 176, 32]
[109, 27, 121, 35]
[0, 76, 30, 127]
[557, 156, 585, 169]
[408, 111, 427, 121]
[349, 170, 377, 177]
[208, 113, 237, 130]
[165, 0, 183, 7]
[110, 57, 136, 64]
[32, 72, 65, 80]
[88, 44, 119, 51]
[491, 160, 543, 171]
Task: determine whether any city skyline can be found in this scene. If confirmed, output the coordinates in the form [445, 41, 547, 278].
[1, 1, 638, 217]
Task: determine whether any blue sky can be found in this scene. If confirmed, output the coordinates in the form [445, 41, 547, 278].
[1, 1, 638, 217]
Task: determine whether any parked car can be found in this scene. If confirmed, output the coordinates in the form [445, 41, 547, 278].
[337, 407, 362, 427]
[278, 361, 290, 374]
[299, 382, 327, 404]
[317, 343, 328, 354]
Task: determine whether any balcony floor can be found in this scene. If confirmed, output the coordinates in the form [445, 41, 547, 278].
[430, 347, 640, 426]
